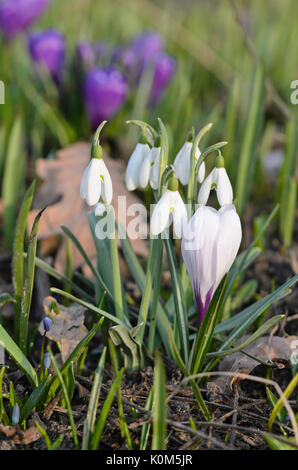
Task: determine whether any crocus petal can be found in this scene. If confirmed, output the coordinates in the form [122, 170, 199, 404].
[216, 168, 233, 206]
[98, 159, 113, 204]
[125, 143, 150, 191]
[214, 205, 242, 291]
[150, 190, 172, 236]
[80, 158, 102, 206]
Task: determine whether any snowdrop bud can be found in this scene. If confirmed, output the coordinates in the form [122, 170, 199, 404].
[94, 202, 106, 216]
[197, 153, 233, 206]
[125, 132, 151, 191]
[139, 135, 161, 190]
[80, 139, 113, 206]
[182, 204, 242, 326]
[173, 137, 205, 186]
[151, 178, 188, 238]
[11, 403, 20, 425]
[43, 351, 51, 370]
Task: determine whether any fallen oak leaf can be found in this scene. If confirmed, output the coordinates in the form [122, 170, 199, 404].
[0, 423, 41, 445]
[210, 335, 298, 393]
[38, 295, 88, 363]
[28, 142, 149, 278]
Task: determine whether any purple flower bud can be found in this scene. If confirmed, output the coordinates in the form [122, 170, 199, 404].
[11, 403, 20, 425]
[84, 67, 128, 128]
[150, 53, 176, 105]
[0, 0, 49, 39]
[43, 351, 51, 370]
[122, 31, 163, 71]
[76, 41, 96, 71]
[43, 316, 53, 332]
[28, 29, 65, 83]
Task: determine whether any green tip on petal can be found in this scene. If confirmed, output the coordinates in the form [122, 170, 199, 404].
[168, 175, 179, 191]
[154, 134, 161, 147]
[215, 151, 225, 168]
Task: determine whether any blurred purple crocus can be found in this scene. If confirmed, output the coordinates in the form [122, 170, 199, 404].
[84, 67, 128, 128]
[28, 29, 65, 83]
[150, 52, 176, 105]
[122, 31, 163, 71]
[76, 40, 109, 72]
[0, 0, 49, 39]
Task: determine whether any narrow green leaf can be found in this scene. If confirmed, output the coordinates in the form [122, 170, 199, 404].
[82, 347, 107, 450]
[20, 378, 48, 421]
[0, 325, 38, 387]
[19, 208, 45, 354]
[152, 352, 167, 450]
[268, 373, 298, 432]
[13, 180, 36, 340]
[90, 368, 124, 449]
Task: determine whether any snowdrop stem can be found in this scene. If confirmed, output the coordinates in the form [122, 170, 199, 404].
[108, 206, 125, 323]
[157, 118, 169, 197]
[148, 236, 163, 354]
[187, 123, 213, 206]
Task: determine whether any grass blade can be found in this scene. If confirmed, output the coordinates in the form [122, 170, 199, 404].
[152, 352, 167, 450]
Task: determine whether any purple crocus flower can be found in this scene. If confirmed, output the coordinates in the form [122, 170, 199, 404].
[84, 67, 128, 128]
[0, 0, 49, 39]
[182, 205, 242, 327]
[122, 31, 163, 71]
[150, 52, 176, 105]
[28, 29, 65, 83]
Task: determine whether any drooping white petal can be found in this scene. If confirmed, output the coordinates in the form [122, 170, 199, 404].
[197, 160, 206, 183]
[197, 170, 214, 205]
[94, 202, 106, 216]
[174, 142, 201, 186]
[215, 168, 233, 206]
[98, 159, 113, 204]
[125, 143, 150, 191]
[80, 158, 102, 206]
[150, 189, 172, 236]
[139, 149, 154, 188]
[172, 192, 188, 239]
[149, 147, 161, 190]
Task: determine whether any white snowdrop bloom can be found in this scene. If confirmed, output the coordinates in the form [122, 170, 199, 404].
[197, 154, 233, 207]
[173, 141, 206, 186]
[151, 179, 188, 238]
[125, 142, 150, 191]
[80, 157, 113, 206]
[182, 204, 242, 325]
[139, 145, 161, 190]
[94, 202, 107, 216]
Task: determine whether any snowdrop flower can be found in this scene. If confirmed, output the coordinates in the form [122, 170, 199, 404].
[151, 177, 188, 238]
[198, 153, 233, 207]
[139, 135, 161, 190]
[80, 145, 113, 206]
[173, 136, 205, 186]
[125, 134, 151, 191]
[182, 204, 242, 326]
